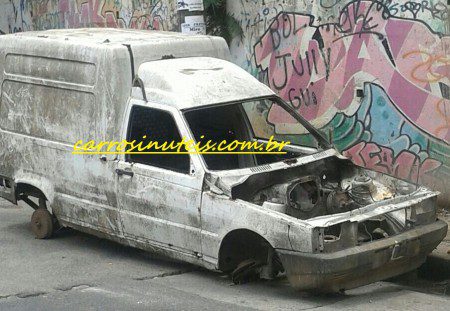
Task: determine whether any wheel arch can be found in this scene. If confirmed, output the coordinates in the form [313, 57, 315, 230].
[14, 175, 55, 204]
[217, 228, 275, 273]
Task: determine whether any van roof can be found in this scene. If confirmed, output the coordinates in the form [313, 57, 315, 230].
[10, 28, 217, 46]
[3, 28, 231, 74]
[137, 57, 274, 110]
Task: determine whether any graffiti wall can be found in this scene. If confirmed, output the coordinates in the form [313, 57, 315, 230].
[0, 0, 178, 34]
[229, 0, 450, 203]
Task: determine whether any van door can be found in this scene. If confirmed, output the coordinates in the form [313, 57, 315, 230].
[116, 102, 204, 256]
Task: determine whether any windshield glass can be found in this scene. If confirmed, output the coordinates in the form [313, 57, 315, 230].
[184, 97, 323, 171]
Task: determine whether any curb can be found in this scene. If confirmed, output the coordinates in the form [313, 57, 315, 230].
[421, 211, 450, 279]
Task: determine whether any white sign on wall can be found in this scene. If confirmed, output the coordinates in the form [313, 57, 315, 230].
[177, 0, 204, 12]
[181, 15, 206, 35]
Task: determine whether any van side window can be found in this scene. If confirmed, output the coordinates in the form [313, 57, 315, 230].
[126, 106, 190, 174]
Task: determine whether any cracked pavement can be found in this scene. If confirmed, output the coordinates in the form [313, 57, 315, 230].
[1, 199, 449, 310]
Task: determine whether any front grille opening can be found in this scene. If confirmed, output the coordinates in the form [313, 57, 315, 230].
[357, 217, 396, 244]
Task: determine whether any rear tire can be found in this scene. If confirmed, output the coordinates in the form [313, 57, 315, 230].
[31, 208, 53, 239]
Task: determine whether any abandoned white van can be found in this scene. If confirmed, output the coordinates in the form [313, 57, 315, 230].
[0, 29, 447, 292]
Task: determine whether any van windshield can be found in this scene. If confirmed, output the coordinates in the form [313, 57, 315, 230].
[184, 97, 328, 171]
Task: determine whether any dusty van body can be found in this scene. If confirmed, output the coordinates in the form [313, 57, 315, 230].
[0, 29, 447, 292]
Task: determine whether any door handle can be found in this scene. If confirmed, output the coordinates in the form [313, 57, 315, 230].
[116, 169, 134, 178]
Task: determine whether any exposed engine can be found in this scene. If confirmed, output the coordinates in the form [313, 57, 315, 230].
[252, 173, 398, 220]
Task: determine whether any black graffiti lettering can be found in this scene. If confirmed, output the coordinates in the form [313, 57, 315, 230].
[269, 18, 281, 50]
[301, 88, 308, 106]
[254, 0, 446, 102]
[245, 18, 251, 31]
[272, 53, 290, 90]
[363, 1, 385, 30]
[288, 88, 318, 109]
[267, 13, 310, 51]
[389, 3, 399, 15]
[291, 49, 322, 78]
[305, 51, 313, 76]
[320, 0, 344, 9]
[289, 88, 302, 108]
[422, 0, 430, 15]
[380, 0, 448, 21]
[426, 1, 448, 21]
[302, 88, 314, 107]
[292, 12, 306, 35]
[311, 49, 319, 75]
[337, 6, 352, 34]
[374, 0, 392, 19]
[320, 47, 332, 81]
[253, 12, 264, 27]
[403, 1, 421, 18]
[335, 0, 388, 40]
[282, 13, 292, 38]
[312, 92, 318, 106]
[423, 1, 430, 7]
[292, 52, 305, 76]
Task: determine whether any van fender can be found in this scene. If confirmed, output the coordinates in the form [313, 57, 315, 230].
[13, 171, 55, 205]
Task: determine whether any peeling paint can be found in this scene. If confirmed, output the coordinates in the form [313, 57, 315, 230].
[0, 28, 448, 292]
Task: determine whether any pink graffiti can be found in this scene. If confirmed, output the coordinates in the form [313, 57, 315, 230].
[342, 142, 442, 183]
[56, 0, 167, 30]
[254, 0, 450, 142]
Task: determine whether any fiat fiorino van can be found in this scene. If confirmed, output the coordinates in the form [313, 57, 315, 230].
[0, 29, 447, 292]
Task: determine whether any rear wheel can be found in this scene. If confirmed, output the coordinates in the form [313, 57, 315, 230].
[231, 259, 264, 284]
[31, 208, 54, 239]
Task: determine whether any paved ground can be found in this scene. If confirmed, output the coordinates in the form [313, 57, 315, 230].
[426, 210, 450, 275]
[1, 199, 449, 311]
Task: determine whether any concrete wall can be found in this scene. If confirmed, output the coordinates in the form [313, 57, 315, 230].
[0, 0, 178, 34]
[228, 0, 450, 204]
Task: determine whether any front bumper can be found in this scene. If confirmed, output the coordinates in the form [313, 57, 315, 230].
[277, 220, 448, 292]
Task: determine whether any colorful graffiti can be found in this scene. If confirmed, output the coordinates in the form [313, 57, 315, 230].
[334, 82, 447, 185]
[0, 0, 178, 34]
[0, 0, 29, 33]
[319, 0, 449, 33]
[241, 0, 449, 199]
[254, 2, 449, 140]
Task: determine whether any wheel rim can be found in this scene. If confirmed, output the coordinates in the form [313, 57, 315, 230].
[31, 209, 53, 239]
